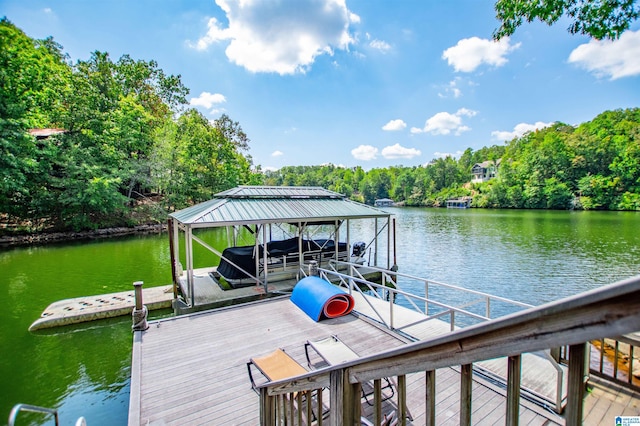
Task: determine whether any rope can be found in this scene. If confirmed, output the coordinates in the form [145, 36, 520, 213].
[132, 305, 149, 331]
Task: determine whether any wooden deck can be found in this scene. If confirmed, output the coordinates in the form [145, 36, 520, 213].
[174, 266, 381, 313]
[129, 294, 625, 425]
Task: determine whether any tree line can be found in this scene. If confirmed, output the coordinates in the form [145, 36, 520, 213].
[2, 18, 638, 234]
[264, 108, 640, 211]
[1, 19, 261, 232]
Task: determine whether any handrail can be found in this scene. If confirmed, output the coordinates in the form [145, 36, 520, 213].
[563, 335, 640, 392]
[322, 261, 532, 332]
[259, 274, 640, 425]
[333, 260, 533, 309]
[328, 262, 568, 411]
[8, 404, 87, 426]
[8, 404, 59, 426]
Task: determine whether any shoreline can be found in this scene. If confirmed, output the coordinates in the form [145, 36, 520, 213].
[0, 223, 167, 248]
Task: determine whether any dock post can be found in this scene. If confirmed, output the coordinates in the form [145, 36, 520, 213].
[309, 260, 318, 276]
[132, 281, 149, 331]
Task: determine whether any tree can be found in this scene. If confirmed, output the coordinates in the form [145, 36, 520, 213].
[0, 19, 73, 225]
[494, 0, 640, 40]
[213, 114, 250, 151]
[0, 20, 262, 230]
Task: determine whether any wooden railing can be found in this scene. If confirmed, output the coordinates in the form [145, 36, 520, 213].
[557, 335, 640, 392]
[257, 274, 640, 425]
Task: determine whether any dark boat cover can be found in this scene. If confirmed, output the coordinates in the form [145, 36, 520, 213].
[217, 238, 347, 281]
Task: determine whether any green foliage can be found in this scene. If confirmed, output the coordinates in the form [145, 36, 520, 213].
[493, 0, 640, 40]
[263, 108, 640, 213]
[2, 19, 640, 233]
[0, 19, 259, 231]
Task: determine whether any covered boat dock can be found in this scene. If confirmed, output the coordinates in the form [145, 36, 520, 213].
[167, 186, 394, 311]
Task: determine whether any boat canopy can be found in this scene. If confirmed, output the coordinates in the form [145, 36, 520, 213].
[169, 186, 390, 227]
[168, 186, 393, 308]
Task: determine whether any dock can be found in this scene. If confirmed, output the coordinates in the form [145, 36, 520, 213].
[173, 266, 382, 313]
[29, 285, 174, 331]
[128, 292, 639, 425]
[27, 264, 380, 330]
[446, 197, 472, 208]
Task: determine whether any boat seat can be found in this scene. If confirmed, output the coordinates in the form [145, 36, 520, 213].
[304, 335, 395, 405]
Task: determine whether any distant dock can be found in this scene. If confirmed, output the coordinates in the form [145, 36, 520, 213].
[446, 197, 472, 208]
[29, 285, 174, 331]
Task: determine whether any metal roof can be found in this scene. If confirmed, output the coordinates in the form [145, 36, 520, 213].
[169, 186, 391, 226]
[215, 186, 344, 199]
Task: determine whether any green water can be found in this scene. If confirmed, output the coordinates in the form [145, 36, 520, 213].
[1, 209, 639, 425]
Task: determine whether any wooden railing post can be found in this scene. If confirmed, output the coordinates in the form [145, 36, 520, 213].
[566, 343, 587, 425]
[398, 374, 407, 426]
[329, 369, 342, 426]
[425, 370, 436, 426]
[506, 355, 521, 426]
[374, 379, 382, 425]
[460, 364, 472, 426]
[259, 387, 274, 426]
[330, 369, 360, 426]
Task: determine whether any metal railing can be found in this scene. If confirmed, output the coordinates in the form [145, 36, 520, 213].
[299, 261, 569, 411]
[8, 403, 86, 426]
[258, 274, 640, 426]
[8, 404, 58, 426]
[308, 260, 533, 332]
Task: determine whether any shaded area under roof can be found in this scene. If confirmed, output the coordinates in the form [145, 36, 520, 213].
[169, 186, 391, 227]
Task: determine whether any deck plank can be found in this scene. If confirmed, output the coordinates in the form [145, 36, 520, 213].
[130, 294, 636, 425]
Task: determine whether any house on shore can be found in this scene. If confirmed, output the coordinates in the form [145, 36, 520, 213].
[471, 159, 501, 183]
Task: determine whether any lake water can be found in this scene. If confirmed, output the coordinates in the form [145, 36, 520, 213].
[1, 208, 639, 425]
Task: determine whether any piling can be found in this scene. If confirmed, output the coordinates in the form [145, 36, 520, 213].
[132, 281, 149, 331]
[309, 260, 319, 276]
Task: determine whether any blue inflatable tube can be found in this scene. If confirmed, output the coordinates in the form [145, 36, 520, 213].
[290, 276, 355, 322]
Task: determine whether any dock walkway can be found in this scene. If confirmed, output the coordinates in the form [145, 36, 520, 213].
[129, 296, 571, 425]
[351, 293, 569, 412]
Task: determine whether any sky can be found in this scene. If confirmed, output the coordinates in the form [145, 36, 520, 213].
[2, 0, 639, 171]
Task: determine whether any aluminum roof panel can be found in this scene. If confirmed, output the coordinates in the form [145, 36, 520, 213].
[169, 186, 390, 226]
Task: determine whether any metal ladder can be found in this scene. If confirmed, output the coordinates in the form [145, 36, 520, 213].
[8, 403, 87, 426]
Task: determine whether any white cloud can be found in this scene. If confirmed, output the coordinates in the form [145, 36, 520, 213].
[191, 0, 358, 75]
[271, 150, 284, 157]
[190, 92, 227, 109]
[568, 29, 640, 80]
[412, 108, 477, 136]
[370, 39, 391, 53]
[263, 166, 279, 172]
[382, 119, 406, 131]
[438, 77, 464, 98]
[381, 143, 421, 159]
[351, 144, 378, 161]
[491, 121, 553, 141]
[442, 36, 520, 72]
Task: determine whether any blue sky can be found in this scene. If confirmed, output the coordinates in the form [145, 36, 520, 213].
[2, 0, 639, 171]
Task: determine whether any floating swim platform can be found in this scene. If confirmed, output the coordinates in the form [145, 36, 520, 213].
[29, 285, 174, 331]
[290, 276, 354, 321]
